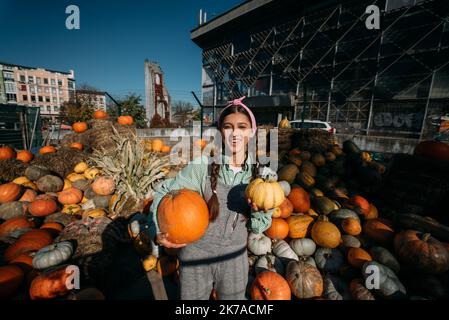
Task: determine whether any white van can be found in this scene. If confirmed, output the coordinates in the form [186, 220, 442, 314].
[289, 120, 336, 134]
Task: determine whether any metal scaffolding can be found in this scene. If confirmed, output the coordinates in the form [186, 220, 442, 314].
[199, 0, 449, 139]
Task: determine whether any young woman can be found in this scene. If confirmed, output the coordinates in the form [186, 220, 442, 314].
[148, 96, 273, 300]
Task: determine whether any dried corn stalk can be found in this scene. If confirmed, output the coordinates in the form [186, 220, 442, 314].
[89, 126, 169, 219]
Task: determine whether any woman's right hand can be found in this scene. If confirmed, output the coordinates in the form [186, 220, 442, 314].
[155, 232, 187, 248]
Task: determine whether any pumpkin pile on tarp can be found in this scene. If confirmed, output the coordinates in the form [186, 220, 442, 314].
[245, 137, 449, 300]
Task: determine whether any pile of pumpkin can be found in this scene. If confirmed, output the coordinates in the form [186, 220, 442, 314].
[246, 140, 449, 300]
[141, 139, 171, 154]
[0, 160, 119, 300]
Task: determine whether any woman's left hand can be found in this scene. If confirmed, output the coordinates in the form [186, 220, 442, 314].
[247, 198, 268, 213]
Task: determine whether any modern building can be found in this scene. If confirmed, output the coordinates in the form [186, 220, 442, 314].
[0, 61, 75, 119]
[76, 90, 107, 110]
[144, 59, 171, 125]
[191, 0, 449, 144]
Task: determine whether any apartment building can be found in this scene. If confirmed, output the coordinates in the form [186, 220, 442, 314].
[0, 61, 75, 119]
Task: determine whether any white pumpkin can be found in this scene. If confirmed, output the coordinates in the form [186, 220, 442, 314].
[290, 238, 316, 257]
[272, 240, 299, 265]
[248, 232, 272, 256]
[255, 254, 285, 275]
[32, 241, 73, 270]
[298, 255, 317, 268]
[278, 180, 291, 197]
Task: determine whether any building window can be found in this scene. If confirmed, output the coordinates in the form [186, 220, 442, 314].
[36, 77, 41, 85]
[31, 96, 36, 102]
[37, 87, 42, 93]
[52, 97, 57, 103]
[28, 76, 34, 83]
[3, 71, 14, 80]
[59, 88, 63, 95]
[20, 84, 26, 91]
[45, 87, 49, 93]
[20, 75, 26, 82]
[46, 106, 51, 112]
[38, 96, 43, 102]
[51, 79, 56, 86]
[6, 93, 17, 102]
[54, 106, 60, 112]
[60, 98, 64, 104]
[5, 82, 17, 93]
[44, 78, 49, 85]
[23, 95, 28, 101]
[30, 86, 36, 94]
[58, 79, 63, 86]
[68, 81, 75, 89]
[52, 88, 56, 94]
[46, 97, 50, 103]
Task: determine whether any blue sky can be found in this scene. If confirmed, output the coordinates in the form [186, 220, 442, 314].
[0, 0, 242, 104]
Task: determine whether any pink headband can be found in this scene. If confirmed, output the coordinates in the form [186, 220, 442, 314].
[220, 96, 257, 133]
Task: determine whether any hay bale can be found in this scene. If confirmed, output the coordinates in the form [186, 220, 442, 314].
[291, 129, 333, 153]
[61, 119, 136, 154]
[31, 147, 88, 178]
[0, 158, 27, 182]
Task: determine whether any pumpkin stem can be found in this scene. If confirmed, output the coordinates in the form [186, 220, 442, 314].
[421, 233, 431, 242]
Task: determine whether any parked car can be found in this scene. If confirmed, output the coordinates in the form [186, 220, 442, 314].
[289, 120, 336, 134]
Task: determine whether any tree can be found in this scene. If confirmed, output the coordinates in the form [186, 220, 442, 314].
[110, 93, 147, 128]
[60, 100, 94, 124]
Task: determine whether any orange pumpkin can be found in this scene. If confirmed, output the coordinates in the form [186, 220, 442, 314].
[40, 222, 64, 237]
[161, 145, 171, 153]
[265, 218, 289, 240]
[194, 139, 207, 150]
[117, 115, 134, 126]
[151, 139, 164, 152]
[342, 218, 362, 236]
[29, 198, 58, 217]
[58, 187, 83, 205]
[286, 214, 314, 239]
[251, 270, 291, 300]
[311, 215, 341, 248]
[93, 110, 108, 119]
[289, 148, 301, 156]
[19, 189, 37, 202]
[72, 122, 88, 133]
[0, 265, 24, 299]
[9, 253, 34, 273]
[273, 198, 294, 219]
[0, 182, 22, 204]
[91, 176, 115, 196]
[16, 150, 34, 163]
[157, 189, 209, 244]
[39, 146, 56, 155]
[347, 248, 372, 269]
[363, 218, 395, 245]
[0, 146, 16, 160]
[0, 216, 35, 239]
[29, 266, 73, 300]
[4, 230, 53, 262]
[69, 142, 83, 151]
[287, 187, 310, 213]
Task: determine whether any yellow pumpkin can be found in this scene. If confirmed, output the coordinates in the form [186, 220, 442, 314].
[81, 196, 88, 204]
[74, 162, 89, 174]
[278, 117, 291, 129]
[142, 255, 158, 272]
[361, 152, 372, 163]
[82, 208, 106, 219]
[66, 173, 86, 182]
[245, 178, 285, 211]
[62, 204, 82, 215]
[12, 176, 31, 185]
[84, 168, 101, 180]
[63, 179, 72, 191]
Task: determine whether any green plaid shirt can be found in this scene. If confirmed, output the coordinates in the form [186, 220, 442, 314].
[148, 154, 273, 241]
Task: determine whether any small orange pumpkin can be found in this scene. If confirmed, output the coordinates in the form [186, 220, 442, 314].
[19, 189, 37, 203]
[16, 150, 34, 163]
[348, 195, 370, 216]
[365, 204, 379, 220]
[117, 115, 134, 126]
[0, 216, 35, 239]
[91, 176, 115, 196]
[93, 110, 108, 119]
[58, 187, 83, 205]
[0, 265, 24, 299]
[72, 122, 88, 133]
[161, 145, 171, 153]
[151, 139, 164, 152]
[39, 146, 56, 155]
[69, 142, 83, 151]
[342, 218, 362, 236]
[363, 218, 395, 245]
[0, 182, 22, 204]
[29, 198, 58, 217]
[286, 214, 314, 239]
[265, 218, 289, 240]
[273, 198, 294, 219]
[40, 222, 64, 236]
[311, 215, 341, 248]
[0, 146, 16, 160]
